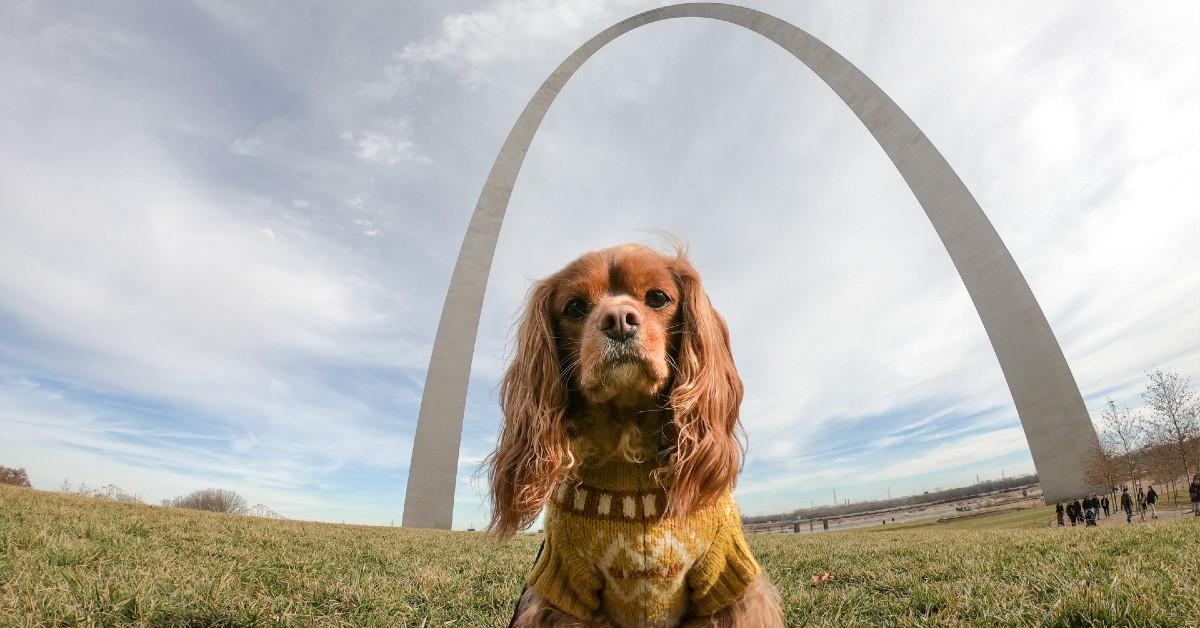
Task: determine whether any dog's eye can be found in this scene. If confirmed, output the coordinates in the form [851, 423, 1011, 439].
[562, 298, 589, 319]
[645, 289, 671, 309]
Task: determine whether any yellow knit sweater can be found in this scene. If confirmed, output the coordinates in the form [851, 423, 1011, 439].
[528, 460, 760, 628]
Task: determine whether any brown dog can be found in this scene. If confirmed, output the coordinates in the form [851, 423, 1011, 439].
[487, 244, 782, 627]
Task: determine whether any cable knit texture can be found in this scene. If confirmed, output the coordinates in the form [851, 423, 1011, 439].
[528, 460, 760, 627]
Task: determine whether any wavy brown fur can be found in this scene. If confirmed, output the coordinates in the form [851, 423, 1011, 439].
[660, 253, 745, 517]
[485, 279, 574, 539]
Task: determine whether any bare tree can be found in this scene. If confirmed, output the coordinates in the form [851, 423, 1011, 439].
[1096, 398, 1144, 490]
[167, 488, 249, 514]
[0, 465, 31, 488]
[93, 484, 143, 503]
[1142, 368, 1199, 484]
[1084, 440, 1123, 504]
[1142, 442, 1183, 509]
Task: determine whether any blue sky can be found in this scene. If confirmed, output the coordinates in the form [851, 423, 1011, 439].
[1, 1, 1196, 529]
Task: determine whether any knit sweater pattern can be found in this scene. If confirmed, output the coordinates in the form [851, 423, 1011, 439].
[528, 460, 760, 628]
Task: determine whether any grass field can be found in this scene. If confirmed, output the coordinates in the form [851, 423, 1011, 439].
[2, 485, 1198, 626]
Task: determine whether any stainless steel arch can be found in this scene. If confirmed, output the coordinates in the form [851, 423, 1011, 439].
[402, 2, 1098, 529]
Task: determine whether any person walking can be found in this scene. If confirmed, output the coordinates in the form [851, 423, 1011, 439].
[1190, 474, 1200, 516]
[1120, 487, 1134, 524]
[1071, 498, 1082, 527]
[1056, 502, 1065, 527]
[1084, 496, 1098, 527]
[1101, 495, 1110, 518]
[1146, 485, 1158, 520]
[1137, 486, 1147, 521]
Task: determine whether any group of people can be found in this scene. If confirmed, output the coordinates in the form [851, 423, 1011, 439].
[1053, 475, 1200, 526]
[1055, 484, 1161, 527]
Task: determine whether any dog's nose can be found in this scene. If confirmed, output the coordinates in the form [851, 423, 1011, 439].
[599, 304, 642, 341]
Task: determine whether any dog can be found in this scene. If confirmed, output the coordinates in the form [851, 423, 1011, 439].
[486, 244, 783, 627]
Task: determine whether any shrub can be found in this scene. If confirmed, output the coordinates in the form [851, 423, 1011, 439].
[0, 466, 31, 488]
[166, 488, 248, 514]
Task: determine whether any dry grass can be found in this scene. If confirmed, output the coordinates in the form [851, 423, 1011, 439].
[2, 485, 1198, 626]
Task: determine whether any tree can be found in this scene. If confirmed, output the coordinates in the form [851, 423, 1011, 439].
[1142, 442, 1184, 509]
[0, 466, 31, 488]
[1096, 398, 1144, 490]
[1084, 440, 1122, 502]
[93, 484, 143, 503]
[1142, 368, 1199, 483]
[167, 488, 248, 514]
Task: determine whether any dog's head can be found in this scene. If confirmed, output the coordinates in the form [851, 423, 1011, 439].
[486, 244, 743, 538]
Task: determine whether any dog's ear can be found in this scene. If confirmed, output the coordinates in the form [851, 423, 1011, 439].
[485, 279, 573, 539]
[663, 254, 744, 516]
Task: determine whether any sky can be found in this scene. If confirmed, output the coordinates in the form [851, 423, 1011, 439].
[0, 1, 1196, 529]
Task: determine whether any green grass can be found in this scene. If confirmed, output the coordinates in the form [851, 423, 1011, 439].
[2, 485, 1198, 626]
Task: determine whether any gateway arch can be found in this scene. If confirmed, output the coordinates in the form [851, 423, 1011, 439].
[403, 3, 1098, 529]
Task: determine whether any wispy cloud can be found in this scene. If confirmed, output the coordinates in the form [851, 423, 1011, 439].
[344, 129, 431, 165]
[398, 0, 645, 85]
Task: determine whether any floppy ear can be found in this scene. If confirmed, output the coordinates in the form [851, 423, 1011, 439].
[485, 279, 573, 539]
[663, 255, 745, 517]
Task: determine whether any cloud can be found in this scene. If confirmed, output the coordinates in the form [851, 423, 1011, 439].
[398, 0, 645, 86]
[876, 427, 1030, 479]
[341, 120, 432, 165]
[0, 144, 418, 421]
[0, 374, 360, 519]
